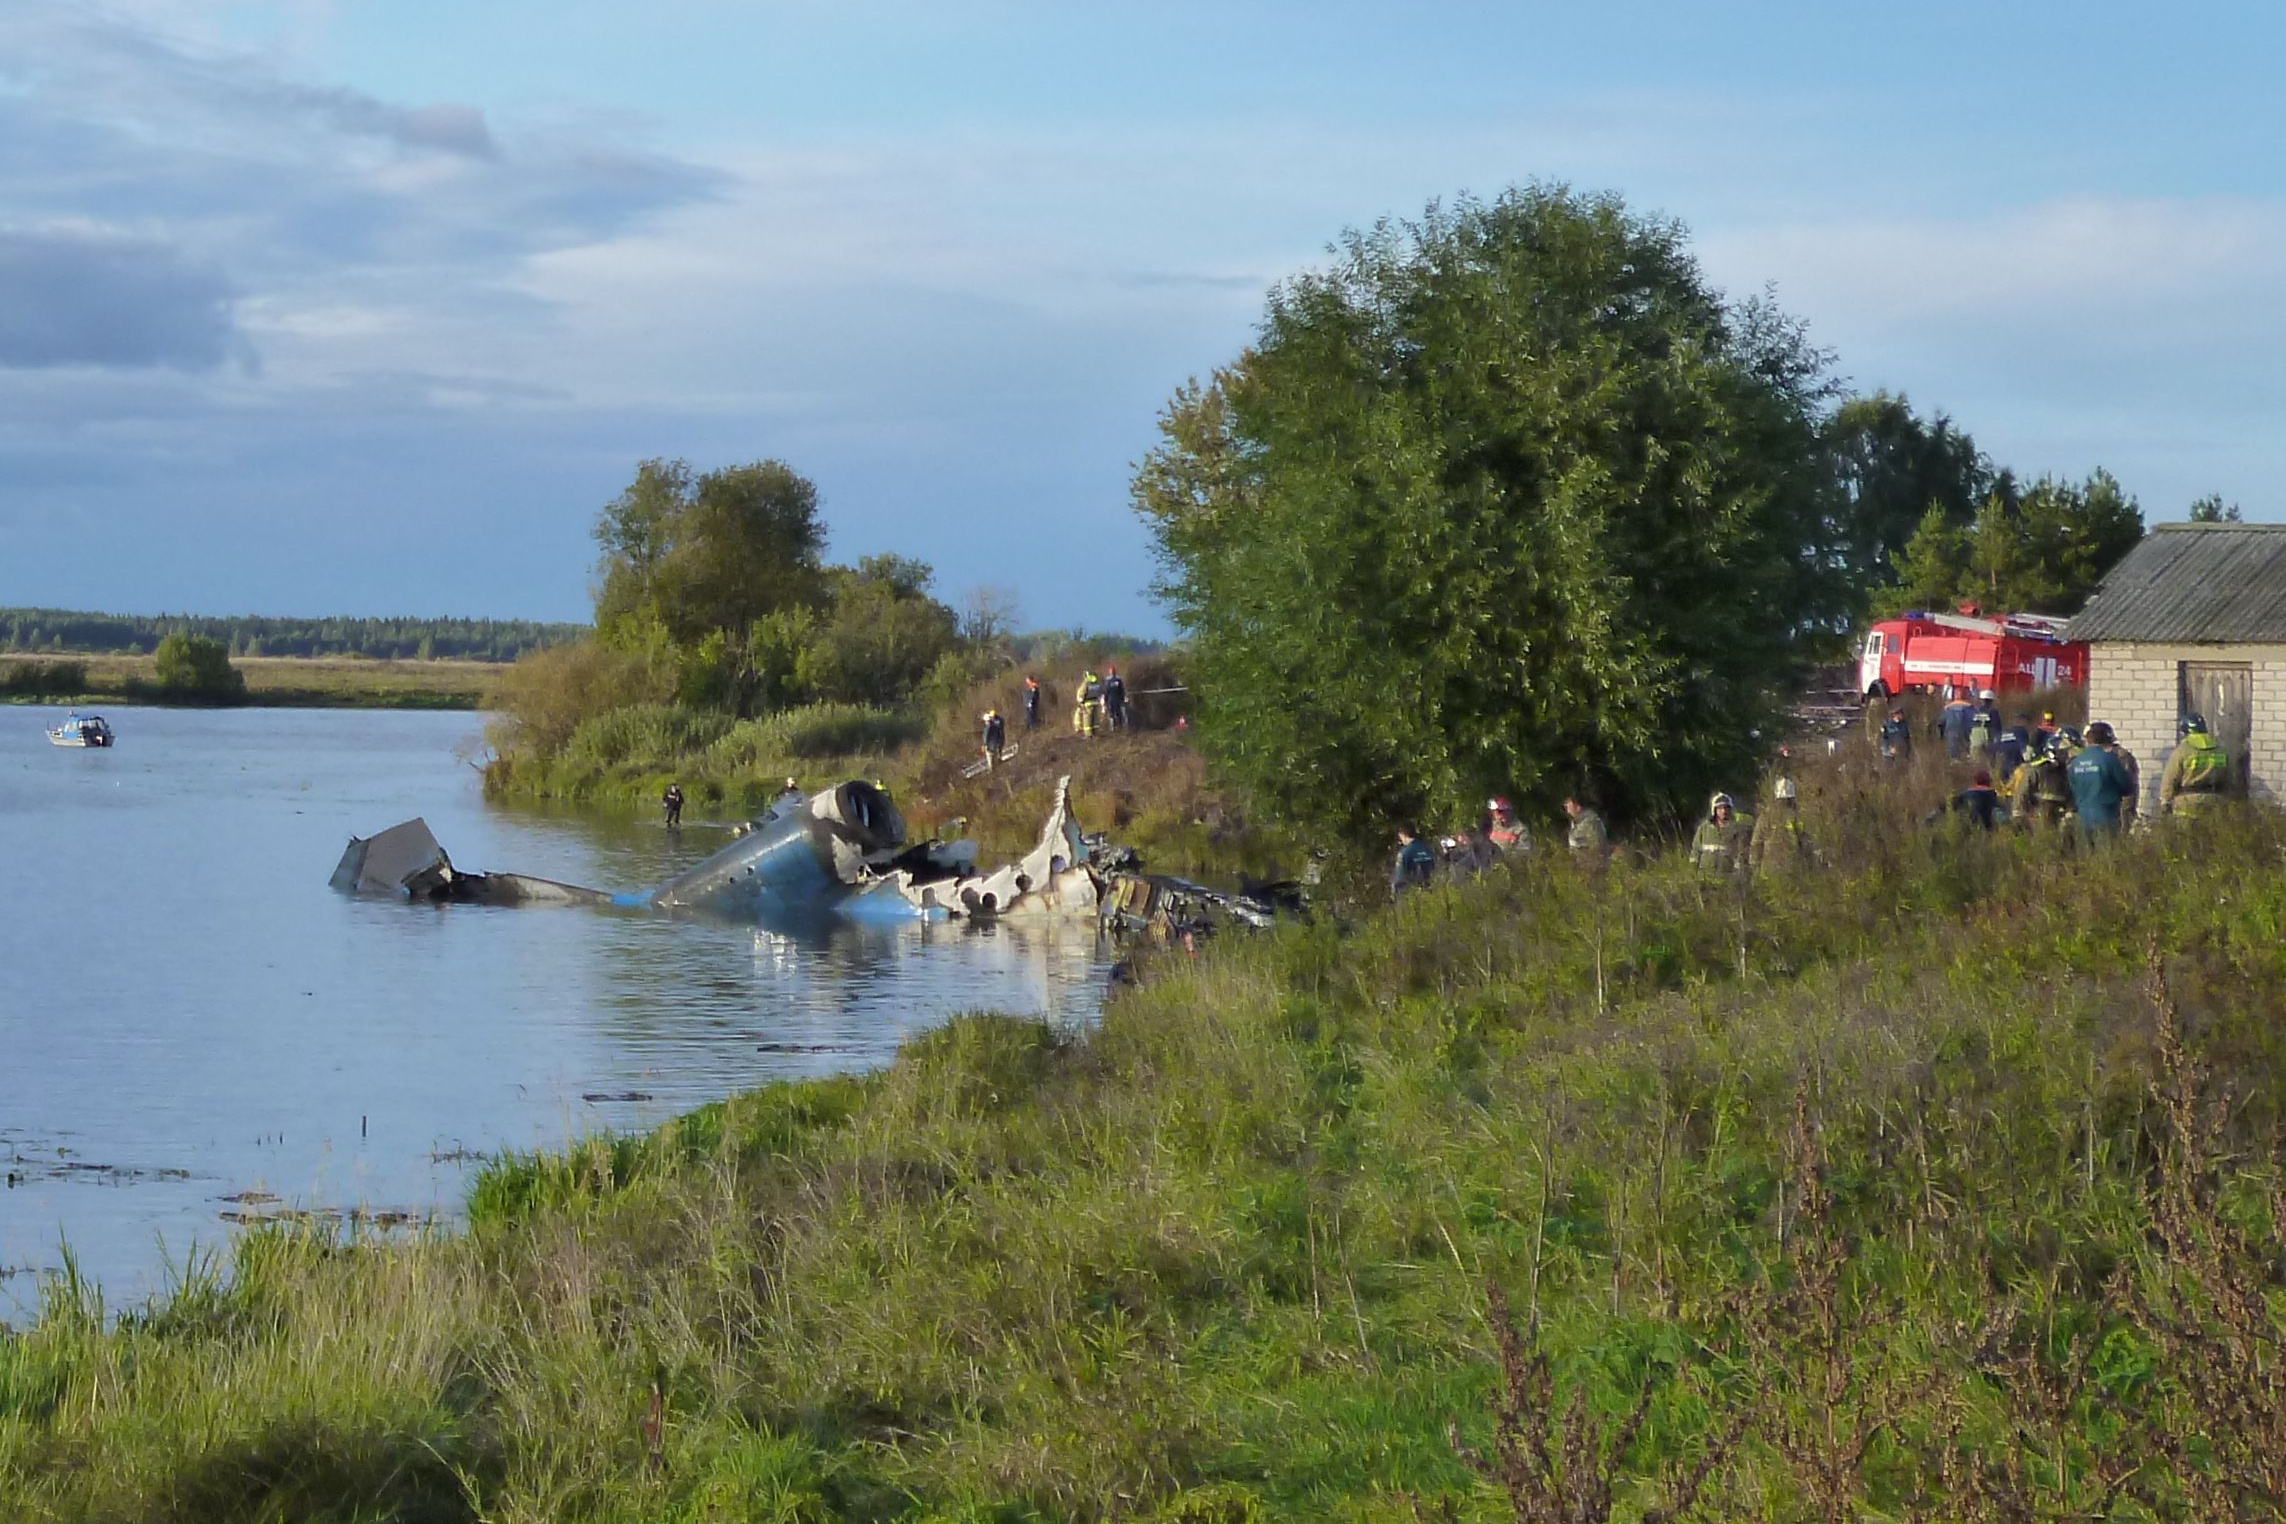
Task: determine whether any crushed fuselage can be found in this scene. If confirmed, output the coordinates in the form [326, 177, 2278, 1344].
[334, 776, 1105, 924]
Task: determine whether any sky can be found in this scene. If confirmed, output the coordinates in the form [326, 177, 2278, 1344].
[3, 1, 2282, 633]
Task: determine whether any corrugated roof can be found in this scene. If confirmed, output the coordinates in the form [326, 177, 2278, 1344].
[2067, 523, 2286, 644]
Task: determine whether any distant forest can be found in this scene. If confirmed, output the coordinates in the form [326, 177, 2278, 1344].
[0, 608, 587, 662]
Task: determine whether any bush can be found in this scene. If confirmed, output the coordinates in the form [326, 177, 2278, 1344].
[706, 703, 925, 769]
[0, 659, 87, 698]
[151, 632, 244, 701]
[486, 639, 673, 757]
[562, 704, 735, 770]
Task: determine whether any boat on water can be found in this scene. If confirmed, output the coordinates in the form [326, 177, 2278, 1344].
[47, 713, 115, 748]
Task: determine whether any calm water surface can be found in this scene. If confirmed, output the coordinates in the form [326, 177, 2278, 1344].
[0, 707, 1110, 1310]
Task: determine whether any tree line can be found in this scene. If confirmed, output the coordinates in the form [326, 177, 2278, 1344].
[0, 609, 585, 662]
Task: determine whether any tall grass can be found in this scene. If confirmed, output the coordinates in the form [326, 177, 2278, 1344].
[10, 782, 2286, 1519]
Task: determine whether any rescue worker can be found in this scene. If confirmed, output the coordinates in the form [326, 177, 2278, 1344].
[1879, 705, 1913, 763]
[1443, 824, 1496, 879]
[1993, 713, 2032, 785]
[2067, 720, 2137, 841]
[1691, 792, 1755, 875]
[1073, 671, 1100, 738]
[2014, 735, 2077, 830]
[1938, 687, 1977, 760]
[2033, 711, 2060, 754]
[2160, 713, 2237, 816]
[1753, 776, 1813, 877]
[1023, 675, 1041, 730]
[1390, 826, 1437, 898]
[1563, 796, 1608, 859]
[981, 708, 1006, 768]
[1940, 770, 2003, 830]
[1968, 690, 2001, 762]
[661, 782, 684, 829]
[1486, 797, 1530, 852]
[1101, 666, 1128, 731]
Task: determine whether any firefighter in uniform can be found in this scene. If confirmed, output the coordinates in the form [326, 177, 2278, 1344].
[2014, 734, 2078, 831]
[2160, 714, 2237, 816]
[1968, 690, 2000, 763]
[1073, 671, 1100, 737]
[1691, 793, 1755, 876]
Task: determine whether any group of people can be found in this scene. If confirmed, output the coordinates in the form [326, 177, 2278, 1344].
[1067, 667, 1129, 738]
[1390, 795, 1610, 896]
[1887, 684, 2242, 840]
[978, 667, 1135, 767]
[1389, 692, 2243, 899]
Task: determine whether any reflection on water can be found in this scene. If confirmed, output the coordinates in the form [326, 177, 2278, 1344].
[0, 707, 1111, 1310]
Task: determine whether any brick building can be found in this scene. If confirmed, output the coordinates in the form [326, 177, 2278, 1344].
[2069, 523, 2286, 810]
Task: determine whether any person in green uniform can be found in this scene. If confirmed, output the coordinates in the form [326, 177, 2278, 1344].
[2160, 714, 2238, 816]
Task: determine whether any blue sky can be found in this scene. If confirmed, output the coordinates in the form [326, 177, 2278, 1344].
[3, 1, 2279, 632]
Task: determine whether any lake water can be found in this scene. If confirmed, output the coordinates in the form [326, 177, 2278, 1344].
[0, 706, 1111, 1313]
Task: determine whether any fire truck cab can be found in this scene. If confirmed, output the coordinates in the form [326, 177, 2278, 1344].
[1858, 610, 2086, 699]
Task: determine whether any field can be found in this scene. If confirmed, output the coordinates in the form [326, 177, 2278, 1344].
[0, 652, 494, 709]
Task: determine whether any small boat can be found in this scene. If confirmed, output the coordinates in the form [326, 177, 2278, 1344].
[47, 713, 115, 748]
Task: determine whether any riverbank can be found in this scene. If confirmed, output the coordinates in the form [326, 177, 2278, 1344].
[0, 652, 494, 709]
[6, 765, 2281, 1520]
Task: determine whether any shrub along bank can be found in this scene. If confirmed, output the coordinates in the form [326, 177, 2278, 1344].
[6, 771, 2286, 1519]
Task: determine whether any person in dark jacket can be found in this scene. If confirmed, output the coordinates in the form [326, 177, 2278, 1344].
[1101, 666, 1128, 731]
[1022, 675, 1041, 730]
[1391, 826, 1437, 897]
[2069, 720, 2137, 840]
[662, 782, 685, 829]
[1443, 824, 1497, 879]
[1943, 770, 2002, 830]
[1993, 713, 2032, 784]
[1938, 688, 1977, 760]
[981, 708, 1006, 767]
[1879, 706, 1913, 763]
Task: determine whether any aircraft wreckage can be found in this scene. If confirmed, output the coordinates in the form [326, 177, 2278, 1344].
[332, 777, 1105, 923]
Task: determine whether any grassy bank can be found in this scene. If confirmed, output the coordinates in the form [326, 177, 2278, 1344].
[6, 759, 2285, 1519]
[0, 652, 495, 709]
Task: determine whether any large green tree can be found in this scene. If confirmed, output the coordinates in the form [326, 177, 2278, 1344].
[1135, 187, 1846, 839]
[1820, 392, 1989, 607]
[593, 458, 826, 647]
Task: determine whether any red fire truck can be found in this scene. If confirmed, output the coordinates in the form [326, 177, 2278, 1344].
[1856, 609, 2087, 698]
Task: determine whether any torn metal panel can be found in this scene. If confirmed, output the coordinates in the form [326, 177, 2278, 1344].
[331, 818, 452, 896]
[330, 818, 614, 906]
[854, 775, 1101, 920]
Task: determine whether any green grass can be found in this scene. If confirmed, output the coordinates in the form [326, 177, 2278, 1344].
[10, 769, 2286, 1520]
